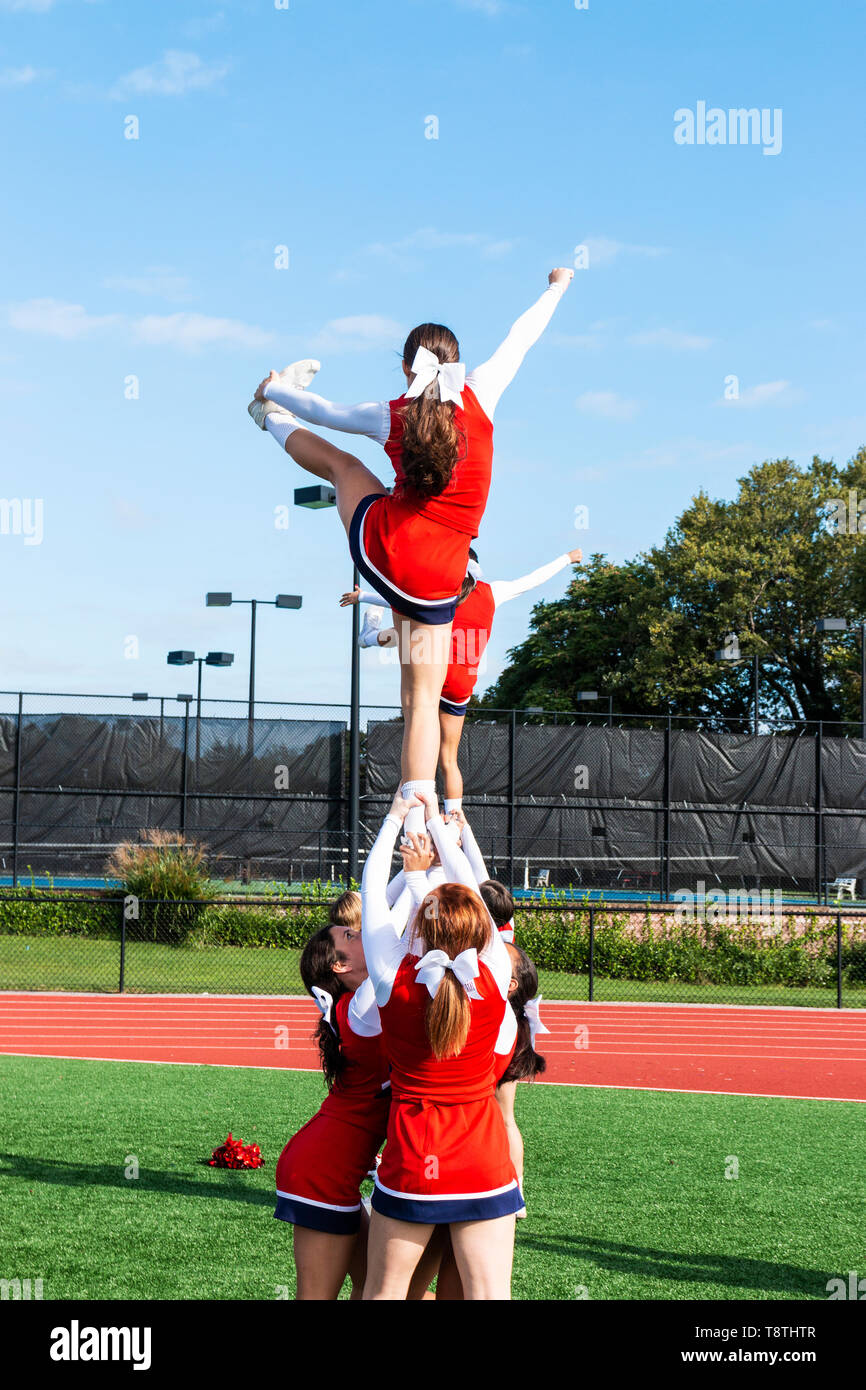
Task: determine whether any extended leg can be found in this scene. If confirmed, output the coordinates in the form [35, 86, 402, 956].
[437, 709, 466, 804]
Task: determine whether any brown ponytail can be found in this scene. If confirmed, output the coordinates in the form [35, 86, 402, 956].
[408, 883, 490, 1060]
[299, 923, 353, 1088]
[399, 323, 465, 498]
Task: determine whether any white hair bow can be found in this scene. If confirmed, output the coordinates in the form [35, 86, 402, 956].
[404, 346, 466, 408]
[311, 986, 336, 1034]
[523, 994, 550, 1049]
[414, 947, 482, 999]
[466, 558, 483, 582]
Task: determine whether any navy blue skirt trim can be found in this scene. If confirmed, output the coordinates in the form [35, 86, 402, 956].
[348, 493, 458, 626]
[370, 1180, 524, 1225]
[274, 1193, 361, 1234]
[439, 695, 469, 717]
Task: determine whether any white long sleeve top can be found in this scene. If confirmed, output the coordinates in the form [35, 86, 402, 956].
[263, 283, 566, 441]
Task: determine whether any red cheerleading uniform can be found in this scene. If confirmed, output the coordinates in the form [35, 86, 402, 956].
[439, 579, 496, 715]
[371, 955, 523, 1224]
[274, 992, 390, 1234]
[349, 387, 494, 624]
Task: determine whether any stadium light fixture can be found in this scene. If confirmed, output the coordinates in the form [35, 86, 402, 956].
[167, 650, 195, 666]
[132, 692, 149, 701]
[294, 484, 337, 509]
[814, 616, 866, 738]
[204, 594, 302, 723]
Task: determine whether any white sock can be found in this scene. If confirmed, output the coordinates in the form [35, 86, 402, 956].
[265, 412, 299, 450]
[444, 798, 462, 813]
[359, 607, 384, 648]
[401, 779, 435, 838]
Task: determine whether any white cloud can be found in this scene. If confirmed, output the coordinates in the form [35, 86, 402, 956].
[723, 379, 796, 409]
[363, 226, 517, 271]
[7, 297, 119, 339]
[133, 312, 274, 352]
[576, 390, 639, 421]
[9, 296, 275, 354]
[454, 0, 508, 13]
[0, 0, 57, 10]
[550, 331, 603, 350]
[102, 268, 192, 302]
[628, 327, 712, 351]
[580, 236, 669, 268]
[311, 315, 405, 354]
[0, 65, 51, 87]
[113, 50, 229, 98]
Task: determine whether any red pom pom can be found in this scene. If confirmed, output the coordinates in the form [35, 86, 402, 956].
[209, 1132, 264, 1169]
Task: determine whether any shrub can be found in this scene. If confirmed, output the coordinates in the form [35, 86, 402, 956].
[105, 831, 209, 943]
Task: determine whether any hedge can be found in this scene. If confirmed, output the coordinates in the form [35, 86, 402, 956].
[1, 893, 863, 989]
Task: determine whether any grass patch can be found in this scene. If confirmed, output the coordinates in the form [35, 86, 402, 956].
[0, 1054, 862, 1300]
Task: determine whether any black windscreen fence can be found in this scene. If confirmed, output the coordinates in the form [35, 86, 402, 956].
[365, 719, 866, 896]
[1, 705, 864, 896]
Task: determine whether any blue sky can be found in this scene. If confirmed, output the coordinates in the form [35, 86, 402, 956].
[2, 0, 864, 712]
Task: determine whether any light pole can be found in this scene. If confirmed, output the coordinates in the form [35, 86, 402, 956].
[576, 690, 613, 726]
[815, 617, 866, 739]
[167, 651, 235, 767]
[205, 593, 302, 722]
[294, 484, 360, 884]
[714, 636, 760, 736]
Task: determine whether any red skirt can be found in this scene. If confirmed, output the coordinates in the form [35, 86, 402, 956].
[349, 494, 469, 623]
[371, 1094, 523, 1224]
[275, 1101, 389, 1234]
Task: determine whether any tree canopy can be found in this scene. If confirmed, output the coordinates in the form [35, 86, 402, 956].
[477, 448, 866, 726]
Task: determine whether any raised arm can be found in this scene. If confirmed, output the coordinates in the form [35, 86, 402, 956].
[361, 800, 417, 1005]
[465, 268, 573, 422]
[262, 379, 391, 445]
[489, 548, 581, 608]
[426, 810, 511, 997]
[460, 817, 489, 885]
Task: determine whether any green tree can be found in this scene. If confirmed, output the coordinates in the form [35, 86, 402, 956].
[478, 449, 866, 726]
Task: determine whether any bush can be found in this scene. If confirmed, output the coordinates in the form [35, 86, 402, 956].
[105, 831, 209, 943]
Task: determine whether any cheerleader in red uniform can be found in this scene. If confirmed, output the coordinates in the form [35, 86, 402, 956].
[274, 891, 391, 1300]
[343, 542, 583, 813]
[360, 787, 522, 1300]
[249, 269, 573, 837]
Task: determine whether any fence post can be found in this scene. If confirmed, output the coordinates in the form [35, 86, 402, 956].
[662, 714, 672, 902]
[118, 896, 127, 994]
[12, 692, 23, 889]
[180, 703, 190, 835]
[588, 906, 595, 1001]
[836, 912, 843, 1009]
[507, 709, 516, 893]
[814, 721, 823, 904]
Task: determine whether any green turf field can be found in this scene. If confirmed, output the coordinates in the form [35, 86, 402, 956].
[1, 1054, 862, 1300]
[2, 933, 858, 1006]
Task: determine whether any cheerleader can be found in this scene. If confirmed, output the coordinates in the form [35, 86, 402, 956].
[360, 788, 522, 1300]
[249, 269, 573, 836]
[496, 943, 549, 1213]
[274, 891, 391, 1300]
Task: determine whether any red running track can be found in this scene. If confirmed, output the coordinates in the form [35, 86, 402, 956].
[0, 993, 864, 1103]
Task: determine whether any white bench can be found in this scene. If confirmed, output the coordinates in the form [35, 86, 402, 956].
[825, 876, 857, 901]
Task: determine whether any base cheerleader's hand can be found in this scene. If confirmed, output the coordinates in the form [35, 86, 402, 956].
[340, 586, 362, 607]
[415, 787, 440, 822]
[254, 370, 278, 402]
[568, 547, 583, 564]
[400, 833, 435, 874]
[389, 789, 421, 823]
[548, 267, 574, 290]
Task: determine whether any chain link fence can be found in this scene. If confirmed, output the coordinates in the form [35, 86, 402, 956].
[1, 892, 864, 1007]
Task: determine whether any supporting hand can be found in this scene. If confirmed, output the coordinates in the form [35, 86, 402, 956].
[340, 586, 362, 607]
